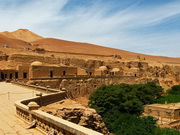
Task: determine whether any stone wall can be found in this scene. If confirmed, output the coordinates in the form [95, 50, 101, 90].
[9, 54, 44, 64]
[15, 91, 103, 135]
[5, 53, 180, 90]
[29, 65, 77, 79]
[46, 108, 109, 134]
[0, 54, 9, 61]
[59, 77, 137, 98]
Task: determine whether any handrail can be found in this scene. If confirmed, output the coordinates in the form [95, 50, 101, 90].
[14, 92, 103, 135]
[29, 75, 135, 80]
[12, 81, 60, 93]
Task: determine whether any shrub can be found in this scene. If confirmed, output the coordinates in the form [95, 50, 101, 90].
[89, 82, 163, 115]
[167, 85, 180, 95]
[88, 82, 180, 135]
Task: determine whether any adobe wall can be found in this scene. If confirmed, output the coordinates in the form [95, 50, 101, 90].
[17, 65, 29, 79]
[9, 54, 44, 64]
[0, 54, 9, 61]
[5, 53, 180, 89]
[9, 54, 60, 65]
[0, 70, 16, 80]
[144, 105, 180, 120]
[43, 56, 60, 64]
[59, 77, 137, 98]
[29, 65, 77, 79]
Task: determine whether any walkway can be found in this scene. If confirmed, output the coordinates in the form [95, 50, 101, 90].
[0, 82, 44, 135]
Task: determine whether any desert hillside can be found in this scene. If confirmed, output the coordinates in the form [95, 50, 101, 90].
[32, 38, 180, 64]
[0, 29, 180, 92]
[0, 34, 32, 48]
[0, 29, 43, 42]
[0, 29, 179, 64]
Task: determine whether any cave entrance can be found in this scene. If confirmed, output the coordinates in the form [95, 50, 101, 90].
[9, 73, 13, 79]
[15, 72, 18, 79]
[50, 71, 53, 78]
[63, 71, 66, 76]
[23, 72, 27, 79]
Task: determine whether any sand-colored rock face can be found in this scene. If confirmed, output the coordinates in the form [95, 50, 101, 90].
[2, 50, 180, 92]
[0, 29, 180, 92]
[0, 29, 43, 42]
[40, 99, 109, 135]
[0, 29, 180, 64]
[0, 34, 32, 48]
[32, 38, 180, 64]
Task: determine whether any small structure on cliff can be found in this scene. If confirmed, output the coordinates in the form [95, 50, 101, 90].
[95, 66, 109, 76]
[29, 61, 77, 79]
[144, 103, 180, 120]
[110, 68, 122, 76]
[0, 61, 78, 80]
[0, 59, 125, 81]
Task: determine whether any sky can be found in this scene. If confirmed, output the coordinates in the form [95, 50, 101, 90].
[0, 0, 180, 57]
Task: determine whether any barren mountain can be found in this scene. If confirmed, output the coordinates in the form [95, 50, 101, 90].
[0, 29, 179, 64]
[0, 29, 180, 93]
[0, 29, 43, 42]
[32, 38, 180, 64]
[0, 34, 32, 48]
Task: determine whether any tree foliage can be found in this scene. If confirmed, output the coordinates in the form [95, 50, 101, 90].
[156, 84, 180, 104]
[89, 82, 180, 135]
[89, 82, 163, 115]
[167, 85, 180, 95]
[111, 114, 157, 135]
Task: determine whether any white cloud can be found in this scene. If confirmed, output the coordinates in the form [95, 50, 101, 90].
[0, 0, 68, 32]
[0, 0, 180, 57]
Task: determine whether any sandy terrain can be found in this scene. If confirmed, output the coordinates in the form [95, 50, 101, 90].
[32, 38, 180, 63]
[0, 29, 43, 42]
[0, 29, 179, 65]
[40, 99, 87, 112]
[0, 34, 32, 48]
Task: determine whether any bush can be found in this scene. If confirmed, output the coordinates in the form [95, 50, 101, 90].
[156, 85, 180, 104]
[156, 94, 180, 104]
[88, 82, 180, 135]
[89, 82, 163, 115]
[167, 85, 180, 95]
[154, 127, 180, 135]
[109, 113, 156, 135]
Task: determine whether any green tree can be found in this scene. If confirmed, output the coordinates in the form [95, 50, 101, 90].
[112, 114, 156, 135]
[156, 84, 180, 104]
[88, 82, 179, 135]
[89, 82, 163, 115]
[168, 85, 180, 95]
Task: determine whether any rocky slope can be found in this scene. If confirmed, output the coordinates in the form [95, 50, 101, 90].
[0, 29, 180, 97]
[0, 29, 179, 64]
[0, 34, 32, 48]
[40, 99, 109, 134]
[0, 29, 43, 42]
[1, 51, 180, 92]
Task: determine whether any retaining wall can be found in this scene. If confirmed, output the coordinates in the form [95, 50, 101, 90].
[14, 91, 103, 135]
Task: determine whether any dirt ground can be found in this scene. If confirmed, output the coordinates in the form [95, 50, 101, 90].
[40, 98, 88, 112]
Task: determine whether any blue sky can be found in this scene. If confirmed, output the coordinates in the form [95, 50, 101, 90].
[0, 0, 180, 57]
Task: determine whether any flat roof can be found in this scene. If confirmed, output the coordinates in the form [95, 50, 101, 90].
[145, 103, 180, 110]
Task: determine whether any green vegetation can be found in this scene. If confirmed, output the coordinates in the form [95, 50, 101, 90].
[168, 85, 180, 95]
[89, 82, 163, 115]
[156, 84, 180, 104]
[89, 82, 180, 135]
[154, 127, 180, 135]
[155, 94, 180, 104]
